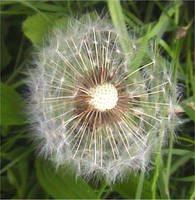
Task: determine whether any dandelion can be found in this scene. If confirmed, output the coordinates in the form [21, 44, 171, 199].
[29, 15, 177, 183]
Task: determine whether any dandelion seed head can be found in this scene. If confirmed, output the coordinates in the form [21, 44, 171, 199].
[28, 15, 178, 183]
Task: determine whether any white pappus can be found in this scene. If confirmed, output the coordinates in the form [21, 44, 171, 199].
[28, 15, 178, 183]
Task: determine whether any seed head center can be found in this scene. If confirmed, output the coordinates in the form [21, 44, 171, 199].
[89, 83, 118, 112]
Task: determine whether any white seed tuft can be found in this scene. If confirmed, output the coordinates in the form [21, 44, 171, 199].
[28, 15, 178, 183]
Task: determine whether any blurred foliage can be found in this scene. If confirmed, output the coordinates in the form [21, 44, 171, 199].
[0, 0, 194, 199]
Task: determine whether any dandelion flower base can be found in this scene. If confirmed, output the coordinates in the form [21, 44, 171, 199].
[89, 83, 118, 112]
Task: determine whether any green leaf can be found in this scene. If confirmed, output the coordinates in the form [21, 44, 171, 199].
[170, 152, 194, 175]
[0, 147, 32, 175]
[25, 2, 66, 12]
[54, 17, 68, 30]
[181, 97, 195, 122]
[113, 173, 158, 199]
[22, 13, 57, 46]
[1, 132, 28, 152]
[189, 183, 195, 200]
[0, 82, 26, 125]
[147, 1, 182, 39]
[36, 158, 97, 199]
[1, 42, 11, 71]
[0, 176, 15, 192]
[172, 175, 195, 182]
[1, 21, 11, 71]
[7, 169, 19, 188]
[17, 159, 29, 197]
[27, 183, 48, 199]
[1, 146, 27, 160]
[22, 13, 69, 46]
[163, 148, 194, 157]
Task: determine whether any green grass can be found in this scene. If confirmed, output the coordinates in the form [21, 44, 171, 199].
[1, 0, 194, 199]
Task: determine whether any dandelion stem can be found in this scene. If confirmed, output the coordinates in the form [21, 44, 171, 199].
[135, 172, 145, 199]
[107, 0, 131, 55]
[151, 134, 164, 199]
[165, 133, 173, 198]
[97, 181, 108, 199]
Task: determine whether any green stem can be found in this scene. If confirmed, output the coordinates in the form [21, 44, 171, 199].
[107, 0, 132, 55]
[15, 0, 51, 22]
[97, 181, 108, 199]
[135, 172, 144, 199]
[0, 148, 33, 175]
[6, 47, 32, 84]
[165, 133, 173, 198]
[151, 135, 164, 199]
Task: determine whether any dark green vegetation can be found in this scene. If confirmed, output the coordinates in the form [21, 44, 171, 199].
[1, 0, 194, 199]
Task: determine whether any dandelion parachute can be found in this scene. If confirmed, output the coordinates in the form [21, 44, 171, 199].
[29, 15, 177, 182]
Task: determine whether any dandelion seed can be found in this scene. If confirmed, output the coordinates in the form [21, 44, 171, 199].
[28, 15, 178, 183]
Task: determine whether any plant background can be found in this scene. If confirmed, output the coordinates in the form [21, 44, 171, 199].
[0, 0, 194, 199]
